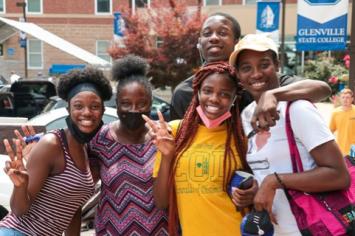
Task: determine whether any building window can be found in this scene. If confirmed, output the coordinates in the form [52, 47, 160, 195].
[96, 0, 111, 14]
[28, 39, 43, 69]
[0, 0, 5, 13]
[134, 0, 149, 8]
[27, 0, 42, 14]
[204, 0, 222, 6]
[96, 41, 111, 63]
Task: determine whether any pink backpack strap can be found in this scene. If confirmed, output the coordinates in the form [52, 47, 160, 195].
[285, 102, 304, 173]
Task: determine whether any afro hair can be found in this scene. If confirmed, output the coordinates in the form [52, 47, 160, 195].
[57, 66, 112, 102]
[112, 54, 149, 82]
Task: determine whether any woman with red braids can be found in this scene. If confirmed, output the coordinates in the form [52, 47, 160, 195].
[143, 61, 256, 236]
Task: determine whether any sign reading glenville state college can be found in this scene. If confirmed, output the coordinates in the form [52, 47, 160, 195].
[296, 0, 348, 51]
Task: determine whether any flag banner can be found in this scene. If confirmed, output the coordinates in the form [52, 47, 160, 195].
[296, 0, 348, 51]
[256, 1, 280, 44]
[113, 12, 125, 38]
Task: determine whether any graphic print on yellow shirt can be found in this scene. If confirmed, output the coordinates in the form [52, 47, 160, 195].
[153, 120, 243, 236]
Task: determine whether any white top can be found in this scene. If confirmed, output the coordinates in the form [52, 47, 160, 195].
[241, 100, 334, 236]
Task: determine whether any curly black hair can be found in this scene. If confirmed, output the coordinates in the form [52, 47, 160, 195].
[57, 66, 112, 102]
[112, 54, 152, 101]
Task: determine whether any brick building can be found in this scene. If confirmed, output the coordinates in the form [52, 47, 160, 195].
[0, 0, 352, 80]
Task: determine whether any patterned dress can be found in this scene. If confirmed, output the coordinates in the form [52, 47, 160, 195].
[88, 124, 168, 236]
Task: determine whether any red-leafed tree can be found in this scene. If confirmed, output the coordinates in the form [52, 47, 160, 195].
[108, 0, 206, 89]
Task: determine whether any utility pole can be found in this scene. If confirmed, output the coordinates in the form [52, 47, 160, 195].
[280, 0, 286, 73]
[16, 1, 28, 79]
[349, 2, 355, 93]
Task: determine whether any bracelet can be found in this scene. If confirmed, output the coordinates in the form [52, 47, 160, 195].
[274, 172, 286, 189]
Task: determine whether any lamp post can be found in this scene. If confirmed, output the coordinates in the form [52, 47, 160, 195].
[16, 1, 28, 79]
[280, 0, 286, 73]
[349, 2, 355, 93]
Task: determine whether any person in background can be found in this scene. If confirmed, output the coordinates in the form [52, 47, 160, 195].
[170, 12, 331, 130]
[88, 55, 168, 236]
[9, 71, 20, 84]
[231, 33, 349, 235]
[329, 88, 355, 155]
[145, 61, 256, 236]
[0, 67, 112, 236]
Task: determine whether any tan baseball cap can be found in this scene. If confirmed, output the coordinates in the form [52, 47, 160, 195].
[229, 34, 278, 67]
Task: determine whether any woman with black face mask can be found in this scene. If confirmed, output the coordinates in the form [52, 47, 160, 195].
[0, 67, 112, 236]
[87, 55, 168, 236]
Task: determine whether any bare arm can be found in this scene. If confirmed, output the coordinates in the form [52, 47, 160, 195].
[270, 79, 331, 103]
[64, 207, 82, 236]
[254, 141, 349, 222]
[251, 80, 331, 131]
[153, 154, 174, 209]
[5, 134, 59, 216]
[143, 111, 176, 209]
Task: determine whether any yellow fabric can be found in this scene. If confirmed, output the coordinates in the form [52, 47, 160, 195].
[329, 105, 355, 155]
[153, 120, 243, 236]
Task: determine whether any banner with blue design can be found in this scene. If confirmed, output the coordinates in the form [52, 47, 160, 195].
[113, 12, 125, 38]
[296, 0, 348, 51]
[256, 1, 280, 43]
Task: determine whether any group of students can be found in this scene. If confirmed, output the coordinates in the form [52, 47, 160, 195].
[0, 12, 350, 236]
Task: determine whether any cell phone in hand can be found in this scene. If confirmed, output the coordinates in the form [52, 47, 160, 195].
[239, 176, 254, 190]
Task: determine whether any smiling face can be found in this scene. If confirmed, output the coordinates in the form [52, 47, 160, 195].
[69, 91, 104, 134]
[236, 50, 279, 101]
[198, 73, 236, 120]
[199, 15, 237, 63]
[116, 81, 152, 115]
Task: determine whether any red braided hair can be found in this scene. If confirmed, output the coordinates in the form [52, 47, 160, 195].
[167, 61, 248, 235]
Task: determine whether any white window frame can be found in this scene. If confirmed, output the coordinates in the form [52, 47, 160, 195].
[243, 0, 257, 5]
[95, 0, 112, 15]
[0, 0, 6, 14]
[203, 0, 222, 6]
[27, 39, 43, 69]
[96, 40, 111, 63]
[26, 0, 43, 14]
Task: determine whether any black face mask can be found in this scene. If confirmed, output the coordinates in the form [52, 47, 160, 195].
[65, 116, 103, 144]
[118, 111, 150, 131]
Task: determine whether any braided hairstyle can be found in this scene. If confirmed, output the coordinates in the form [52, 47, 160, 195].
[167, 61, 248, 235]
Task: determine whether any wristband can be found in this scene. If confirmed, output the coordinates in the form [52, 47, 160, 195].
[274, 172, 286, 189]
[23, 133, 44, 144]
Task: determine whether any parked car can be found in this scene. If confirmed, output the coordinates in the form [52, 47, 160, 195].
[29, 107, 118, 132]
[42, 94, 171, 121]
[0, 93, 14, 116]
[0, 79, 56, 118]
[0, 154, 11, 219]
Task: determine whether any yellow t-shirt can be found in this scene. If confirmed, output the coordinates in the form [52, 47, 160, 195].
[329, 105, 355, 155]
[153, 120, 243, 236]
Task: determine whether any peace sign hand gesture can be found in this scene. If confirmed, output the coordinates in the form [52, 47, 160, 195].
[13, 125, 40, 162]
[3, 139, 29, 188]
[142, 111, 176, 159]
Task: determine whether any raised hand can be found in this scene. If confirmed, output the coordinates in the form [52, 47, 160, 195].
[251, 91, 280, 132]
[142, 111, 176, 158]
[3, 139, 29, 188]
[13, 125, 40, 162]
